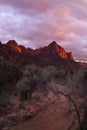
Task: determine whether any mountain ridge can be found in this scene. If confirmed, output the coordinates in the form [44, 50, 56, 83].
[0, 40, 81, 70]
[0, 40, 74, 60]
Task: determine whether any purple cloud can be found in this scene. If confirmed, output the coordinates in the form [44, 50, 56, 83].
[0, 0, 87, 61]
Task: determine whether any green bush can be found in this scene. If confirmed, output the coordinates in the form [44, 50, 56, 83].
[20, 89, 28, 100]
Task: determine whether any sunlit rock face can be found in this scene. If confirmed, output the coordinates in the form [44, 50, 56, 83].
[48, 41, 74, 60]
[48, 41, 67, 59]
[0, 40, 81, 69]
[33, 41, 74, 60]
[1, 40, 74, 61]
[67, 52, 74, 60]
[6, 40, 22, 53]
[6, 40, 34, 55]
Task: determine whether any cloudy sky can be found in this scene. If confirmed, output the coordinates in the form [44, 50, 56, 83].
[0, 0, 87, 61]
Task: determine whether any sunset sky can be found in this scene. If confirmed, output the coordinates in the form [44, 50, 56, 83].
[0, 0, 87, 61]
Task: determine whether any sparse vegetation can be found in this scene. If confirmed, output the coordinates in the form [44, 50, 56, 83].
[16, 65, 87, 100]
[81, 110, 87, 130]
[0, 62, 22, 117]
[0, 63, 22, 93]
[0, 62, 86, 130]
[0, 91, 10, 107]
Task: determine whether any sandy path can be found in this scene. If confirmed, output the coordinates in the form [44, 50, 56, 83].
[10, 96, 78, 130]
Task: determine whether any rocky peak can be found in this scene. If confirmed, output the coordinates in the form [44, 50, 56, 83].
[32, 41, 74, 60]
[6, 40, 22, 53]
[6, 40, 18, 46]
[47, 41, 74, 60]
[19, 45, 27, 54]
[48, 41, 58, 48]
[47, 41, 67, 59]
[0, 40, 74, 62]
[67, 52, 74, 60]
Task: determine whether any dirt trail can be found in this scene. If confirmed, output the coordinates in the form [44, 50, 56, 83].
[10, 96, 78, 130]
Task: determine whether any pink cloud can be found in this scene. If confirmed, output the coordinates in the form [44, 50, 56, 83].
[0, 0, 87, 61]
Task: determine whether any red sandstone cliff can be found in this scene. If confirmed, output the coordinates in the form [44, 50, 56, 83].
[0, 40, 74, 61]
[32, 41, 74, 60]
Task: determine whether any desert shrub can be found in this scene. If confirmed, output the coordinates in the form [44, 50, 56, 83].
[0, 91, 11, 114]
[54, 69, 67, 80]
[41, 66, 57, 83]
[16, 65, 43, 100]
[17, 65, 85, 100]
[20, 89, 28, 100]
[0, 63, 22, 93]
[16, 65, 59, 100]
[16, 77, 39, 100]
[0, 121, 4, 130]
[66, 70, 83, 85]
[81, 110, 87, 130]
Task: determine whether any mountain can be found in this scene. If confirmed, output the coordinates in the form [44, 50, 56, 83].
[32, 41, 74, 61]
[0, 40, 81, 69]
[6, 40, 22, 53]
[0, 40, 73, 60]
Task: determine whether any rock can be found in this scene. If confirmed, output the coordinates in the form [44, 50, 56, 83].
[0, 40, 75, 61]
[67, 52, 74, 60]
[0, 40, 80, 69]
[33, 41, 74, 60]
[6, 40, 22, 53]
